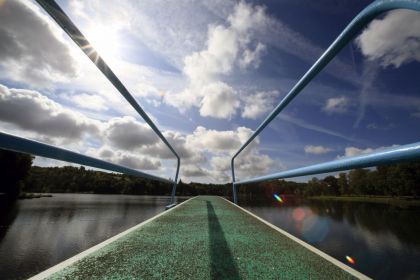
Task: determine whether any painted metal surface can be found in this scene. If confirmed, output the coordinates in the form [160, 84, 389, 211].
[231, 0, 420, 200]
[0, 0, 180, 203]
[235, 142, 420, 185]
[0, 132, 170, 183]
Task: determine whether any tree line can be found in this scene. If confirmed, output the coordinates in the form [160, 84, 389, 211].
[0, 149, 419, 199]
[238, 161, 420, 198]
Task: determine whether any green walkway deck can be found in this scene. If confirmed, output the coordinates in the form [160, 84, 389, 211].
[31, 196, 368, 280]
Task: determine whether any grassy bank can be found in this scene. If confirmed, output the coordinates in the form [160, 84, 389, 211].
[308, 195, 420, 206]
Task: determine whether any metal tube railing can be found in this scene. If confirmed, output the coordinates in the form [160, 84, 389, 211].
[236, 142, 420, 185]
[0, 0, 180, 206]
[0, 132, 170, 183]
[231, 0, 420, 203]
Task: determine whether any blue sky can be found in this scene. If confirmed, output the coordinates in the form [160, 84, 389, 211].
[0, 0, 419, 183]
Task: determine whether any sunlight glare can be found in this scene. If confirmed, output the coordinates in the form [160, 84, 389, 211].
[85, 25, 121, 63]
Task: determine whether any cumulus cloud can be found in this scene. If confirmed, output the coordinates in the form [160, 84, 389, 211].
[101, 121, 273, 181]
[104, 117, 159, 150]
[304, 145, 332, 155]
[199, 82, 240, 119]
[186, 126, 255, 154]
[241, 90, 279, 119]
[70, 93, 108, 111]
[88, 146, 161, 170]
[211, 151, 276, 179]
[0, 84, 99, 140]
[182, 164, 210, 177]
[235, 152, 275, 177]
[140, 131, 205, 164]
[338, 144, 399, 158]
[100, 117, 205, 163]
[322, 96, 350, 114]
[0, 0, 78, 86]
[183, 3, 267, 83]
[165, 2, 269, 118]
[0, 82, 273, 182]
[356, 10, 420, 68]
[0, 84, 162, 171]
[185, 126, 276, 179]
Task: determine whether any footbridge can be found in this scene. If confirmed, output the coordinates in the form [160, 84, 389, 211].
[1, 0, 420, 279]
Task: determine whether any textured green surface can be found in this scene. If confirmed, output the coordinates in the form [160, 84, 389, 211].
[47, 196, 356, 280]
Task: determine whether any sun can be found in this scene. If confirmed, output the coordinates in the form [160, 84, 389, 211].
[84, 25, 121, 63]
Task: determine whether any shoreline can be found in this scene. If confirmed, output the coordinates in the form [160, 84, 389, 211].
[18, 193, 53, 199]
[308, 195, 420, 206]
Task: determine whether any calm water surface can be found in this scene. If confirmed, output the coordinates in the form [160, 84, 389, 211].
[1, 194, 419, 279]
[0, 194, 188, 279]
[240, 195, 420, 280]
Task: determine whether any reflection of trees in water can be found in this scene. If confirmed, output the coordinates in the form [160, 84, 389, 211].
[307, 200, 420, 248]
[0, 197, 19, 243]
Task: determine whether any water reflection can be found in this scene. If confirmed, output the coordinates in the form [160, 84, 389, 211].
[0, 194, 187, 280]
[240, 196, 420, 279]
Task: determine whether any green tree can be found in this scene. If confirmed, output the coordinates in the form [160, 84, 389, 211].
[348, 169, 370, 195]
[323, 176, 340, 195]
[337, 173, 348, 195]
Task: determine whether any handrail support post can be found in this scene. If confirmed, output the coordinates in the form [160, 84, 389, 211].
[231, 158, 238, 204]
[168, 157, 181, 208]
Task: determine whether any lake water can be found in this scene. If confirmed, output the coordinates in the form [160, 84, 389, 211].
[239, 195, 420, 280]
[0, 194, 188, 279]
[1, 194, 419, 279]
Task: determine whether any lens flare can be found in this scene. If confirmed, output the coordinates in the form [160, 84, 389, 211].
[273, 194, 283, 203]
[292, 208, 305, 221]
[346, 256, 355, 265]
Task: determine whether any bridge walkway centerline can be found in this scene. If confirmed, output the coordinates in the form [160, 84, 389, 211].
[30, 196, 369, 280]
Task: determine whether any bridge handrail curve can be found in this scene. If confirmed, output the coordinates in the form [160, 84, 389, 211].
[231, 0, 420, 203]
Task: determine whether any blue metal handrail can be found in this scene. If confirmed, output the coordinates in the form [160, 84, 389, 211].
[0, 0, 180, 206]
[0, 132, 170, 183]
[231, 0, 420, 203]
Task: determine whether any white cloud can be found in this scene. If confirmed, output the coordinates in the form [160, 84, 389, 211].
[211, 151, 277, 180]
[304, 145, 332, 155]
[118, 154, 161, 170]
[182, 2, 268, 83]
[0, 0, 78, 87]
[0, 81, 274, 183]
[339, 145, 399, 158]
[199, 82, 240, 119]
[186, 126, 255, 154]
[139, 130, 205, 164]
[239, 42, 266, 69]
[0, 84, 99, 141]
[165, 2, 269, 118]
[236, 152, 275, 177]
[101, 122, 274, 181]
[182, 164, 210, 178]
[0, 84, 162, 171]
[322, 96, 350, 114]
[68, 93, 108, 111]
[88, 146, 161, 170]
[241, 90, 279, 119]
[104, 116, 159, 150]
[356, 10, 420, 68]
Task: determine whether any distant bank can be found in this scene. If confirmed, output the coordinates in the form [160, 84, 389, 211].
[309, 195, 420, 206]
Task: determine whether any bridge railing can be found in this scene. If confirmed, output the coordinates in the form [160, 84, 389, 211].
[231, 0, 420, 204]
[0, 0, 181, 207]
